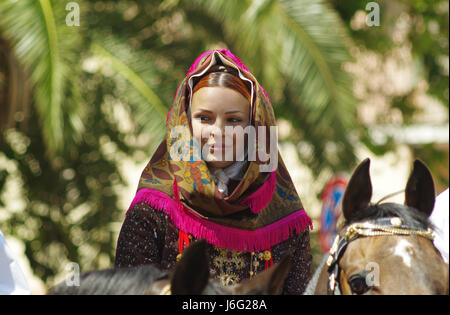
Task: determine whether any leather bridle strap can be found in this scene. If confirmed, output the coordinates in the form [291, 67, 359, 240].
[326, 234, 356, 295]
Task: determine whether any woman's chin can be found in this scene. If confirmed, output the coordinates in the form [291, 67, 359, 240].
[206, 160, 234, 169]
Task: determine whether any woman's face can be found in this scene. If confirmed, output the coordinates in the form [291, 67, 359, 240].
[190, 86, 250, 168]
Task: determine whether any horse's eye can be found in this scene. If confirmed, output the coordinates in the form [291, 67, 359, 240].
[349, 275, 370, 295]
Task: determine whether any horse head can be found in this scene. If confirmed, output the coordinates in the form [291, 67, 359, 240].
[314, 158, 448, 295]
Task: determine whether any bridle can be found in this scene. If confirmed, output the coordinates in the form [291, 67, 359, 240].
[326, 216, 435, 295]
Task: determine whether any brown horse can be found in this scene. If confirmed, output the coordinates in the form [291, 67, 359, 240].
[49, 239, 293, 295]
[310, 158, 448, 295]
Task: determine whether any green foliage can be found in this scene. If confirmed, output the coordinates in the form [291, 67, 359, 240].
[0, 0, 85, 159]
[0, 69, 135, 284]
[331, 0, 449, 111]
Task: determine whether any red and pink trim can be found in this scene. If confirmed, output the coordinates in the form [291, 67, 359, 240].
[126, 186, 312, 252]
[239, 171, 277, 214]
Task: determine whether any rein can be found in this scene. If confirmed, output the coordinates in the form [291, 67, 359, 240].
[326, 216, 434, 295]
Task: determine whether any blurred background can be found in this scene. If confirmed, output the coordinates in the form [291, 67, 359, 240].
[0, 0, 448, 293]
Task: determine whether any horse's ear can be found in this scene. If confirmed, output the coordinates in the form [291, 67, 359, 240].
[171, 239, 209, 295]
[405, 159, 435, 217]
[233, 252, 293, 295]
[342, 158, 372, 221]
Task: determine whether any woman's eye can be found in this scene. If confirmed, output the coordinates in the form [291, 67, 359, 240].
[228, 118, 242, 123]
[197, 116, 210, 122]
[349, 275, 370, 295]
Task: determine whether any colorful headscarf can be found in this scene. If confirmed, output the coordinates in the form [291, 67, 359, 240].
[128, 50, 312, 252]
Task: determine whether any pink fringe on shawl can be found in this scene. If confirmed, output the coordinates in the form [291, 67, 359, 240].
[126, 186, 312, 252]
[239, 171, 276, 214]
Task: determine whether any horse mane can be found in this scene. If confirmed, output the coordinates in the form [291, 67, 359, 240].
[49, 264, 169, 295]
[345, 202, 435, 232]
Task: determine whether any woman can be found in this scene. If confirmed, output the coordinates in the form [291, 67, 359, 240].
[115, 50, 313, 294]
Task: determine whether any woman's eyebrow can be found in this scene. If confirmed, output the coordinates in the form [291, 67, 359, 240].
[194, 108, 213, 113]
[194, 109, 243, 114]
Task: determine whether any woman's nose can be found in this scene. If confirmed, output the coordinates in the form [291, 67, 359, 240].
[211, 118, 226, 136]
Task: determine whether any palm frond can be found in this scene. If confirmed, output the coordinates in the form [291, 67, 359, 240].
[92, 44, 168, 120]
[90, 36, 168, 153]
[0, 0, 85, 160]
